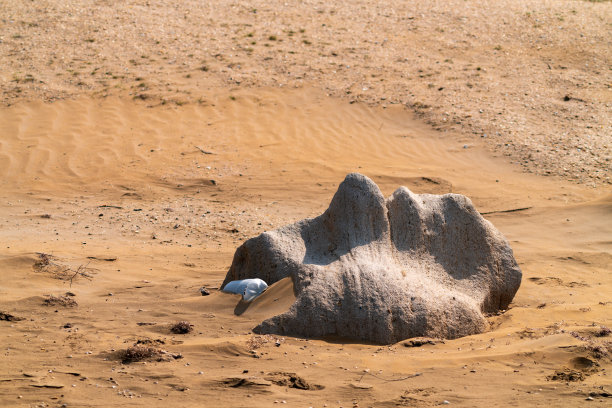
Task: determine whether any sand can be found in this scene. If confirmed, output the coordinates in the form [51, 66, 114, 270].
[1, 0, 610, 185]
[0, 88, 610, 407]
[0, 1, 611, 407]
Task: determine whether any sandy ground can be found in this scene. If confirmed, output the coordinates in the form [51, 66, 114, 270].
[0, 88, 610, 407]
[0, 1, 611, 407]
[0, 0, 610, 185]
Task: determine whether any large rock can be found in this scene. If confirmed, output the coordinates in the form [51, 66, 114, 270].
[222, 173, 522, 344]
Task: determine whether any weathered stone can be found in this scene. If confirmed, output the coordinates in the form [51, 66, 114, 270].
[222, 173, 522, 344]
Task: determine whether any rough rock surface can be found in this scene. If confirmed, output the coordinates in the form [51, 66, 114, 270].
[222, 173, 522, 344]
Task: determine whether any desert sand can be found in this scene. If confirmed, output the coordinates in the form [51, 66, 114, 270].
[1, 0, 611, 407]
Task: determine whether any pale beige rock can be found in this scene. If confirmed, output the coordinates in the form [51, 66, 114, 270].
[222, 173, 522, 344]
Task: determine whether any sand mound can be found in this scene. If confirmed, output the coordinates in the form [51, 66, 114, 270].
[222, 173, 522, 344]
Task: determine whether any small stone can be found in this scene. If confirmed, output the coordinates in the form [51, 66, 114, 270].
[443, 401, 450, 405]
[199, 287, 210, 296]
[585, 397, 594, 401]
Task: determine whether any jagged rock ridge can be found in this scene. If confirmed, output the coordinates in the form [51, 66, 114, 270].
[222, 173, 522, 344]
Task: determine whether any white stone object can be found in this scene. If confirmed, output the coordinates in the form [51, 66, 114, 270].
[222, 278, 268, 302]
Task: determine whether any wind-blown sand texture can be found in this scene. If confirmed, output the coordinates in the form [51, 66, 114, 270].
[0, 0, 611, 406]
[0, 0, 610, 185]
[224, 173, 522, 343]
[0, 89, 610, 407]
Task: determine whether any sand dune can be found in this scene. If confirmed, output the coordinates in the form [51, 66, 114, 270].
[0, 88, 610, 406]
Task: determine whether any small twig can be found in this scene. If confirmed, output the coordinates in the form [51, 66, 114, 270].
[69, 262, 93, 287]
[480, 207, 532, 215]
[86, 256, 117, 262]
[53, 371, 81, 376]
[358, 371, 422, 382]
[98, 205, 123, 209]
[563, 95, 586, 103]
[194, 146, 214, 155]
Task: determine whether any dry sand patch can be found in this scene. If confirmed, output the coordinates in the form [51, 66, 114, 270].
[1, 0, 610, 185]
[0, 89, 610, 406]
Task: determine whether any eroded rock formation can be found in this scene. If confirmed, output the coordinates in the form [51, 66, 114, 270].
[222, 173, 521, 344]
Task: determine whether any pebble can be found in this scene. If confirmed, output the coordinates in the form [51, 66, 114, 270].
[199, 287, 210, 296]
[443, 401, 450, 405]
